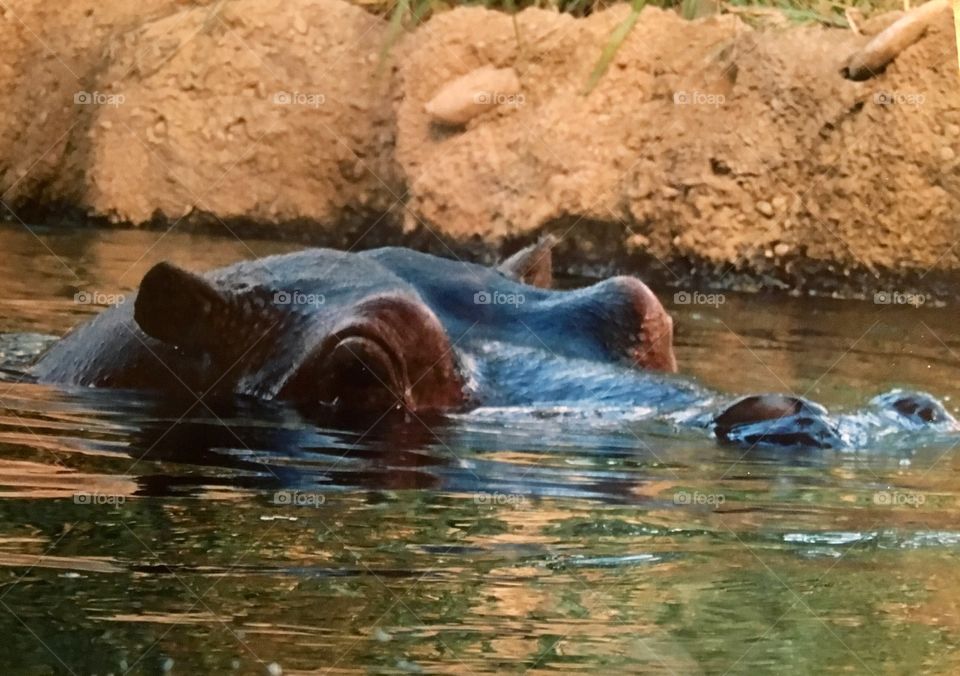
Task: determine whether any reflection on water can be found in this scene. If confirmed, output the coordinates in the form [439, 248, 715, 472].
[0, 224, 959, 673]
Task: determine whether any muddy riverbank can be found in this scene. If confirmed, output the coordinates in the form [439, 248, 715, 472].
[1, 0, 957, 297]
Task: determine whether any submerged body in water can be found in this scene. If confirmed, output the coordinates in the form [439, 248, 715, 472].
[454, 340, 956, 450]
[25, 239, 957, 449]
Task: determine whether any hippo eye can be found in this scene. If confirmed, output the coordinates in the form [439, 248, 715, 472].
[314, 336, 405, 415]
[325, 339, 391, 390]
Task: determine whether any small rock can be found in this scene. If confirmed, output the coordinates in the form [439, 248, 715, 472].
[940, 146, 955, 162]
[774, 242, 790, 257]
[771, 195, 787, 210]
[756, 200, 775, 218]
[293, 15, 307, 35]
[947, 124, 960, 137]
[267, 663, 283, 676]
[424, 66, 521, 126]
[625, 233, 650, 251]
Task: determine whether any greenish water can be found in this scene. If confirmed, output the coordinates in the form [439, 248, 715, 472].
[1, 223, 959, 674]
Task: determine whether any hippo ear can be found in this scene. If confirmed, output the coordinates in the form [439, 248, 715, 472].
[134, 262, 234, 353]
[497, 235, 555, 288]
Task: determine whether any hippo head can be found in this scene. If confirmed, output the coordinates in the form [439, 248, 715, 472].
[107, 240, 677, 421]
[132, 261, 465, 420]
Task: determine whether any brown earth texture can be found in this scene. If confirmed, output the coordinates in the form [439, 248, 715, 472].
[0, 0, 957, 296]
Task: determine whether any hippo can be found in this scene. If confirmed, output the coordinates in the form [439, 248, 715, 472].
[29, 238, 956, 448]
[31, 237, 675, 410]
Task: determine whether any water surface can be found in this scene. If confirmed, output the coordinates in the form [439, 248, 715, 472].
[1, 223, 959, 674]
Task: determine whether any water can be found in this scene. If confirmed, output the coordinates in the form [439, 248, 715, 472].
[1, 223, 959, 674]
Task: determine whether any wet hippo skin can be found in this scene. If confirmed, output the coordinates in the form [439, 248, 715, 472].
[30, 238, 675, 419]
[29, 238, 955, 448]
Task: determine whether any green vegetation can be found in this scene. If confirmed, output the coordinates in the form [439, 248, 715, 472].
[362, 0, 908, 23]
[368, 0, 911, 91]
[583, 0, 646, 93]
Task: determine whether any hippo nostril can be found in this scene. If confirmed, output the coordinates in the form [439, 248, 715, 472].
[714, 394, 813, 431]
[714, 394, 841, 449]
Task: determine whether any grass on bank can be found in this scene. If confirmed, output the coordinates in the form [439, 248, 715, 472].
[366, 0, 915, 91]
[362, 0, 909, 22]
